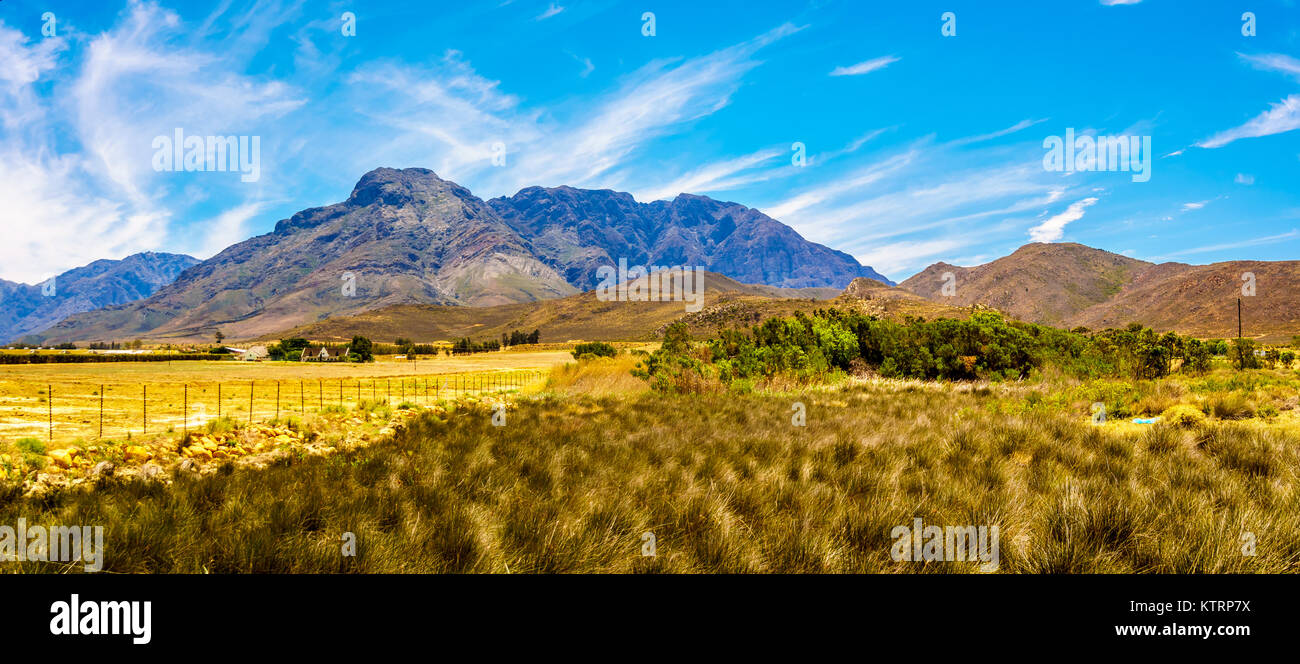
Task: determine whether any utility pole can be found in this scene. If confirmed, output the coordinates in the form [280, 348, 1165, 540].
[1238, 297, 1243, 340]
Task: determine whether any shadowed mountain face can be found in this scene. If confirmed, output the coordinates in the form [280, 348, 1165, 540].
[41, 168, 883, 343]
[900, 242, 1300, 341]
[0, 253, 199, 343]
[42, 168, 577, 342]
[488, 186, 892, 289]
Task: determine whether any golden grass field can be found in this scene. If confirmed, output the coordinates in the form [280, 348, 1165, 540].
[1, 355, 1297, 573]
[1, 348, 1298, 573]
[0, 351, 573, 445]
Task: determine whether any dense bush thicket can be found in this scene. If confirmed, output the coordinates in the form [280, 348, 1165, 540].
[634, 311, 1243, 392]
[572, 341, 617, 360]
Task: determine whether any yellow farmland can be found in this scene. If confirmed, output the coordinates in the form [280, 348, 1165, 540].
[0, 351, 571, 445]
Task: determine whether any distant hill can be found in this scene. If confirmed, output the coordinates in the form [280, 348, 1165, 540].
[39, 168, 889, 344]
[0, 252, 198, 344]
[900, 243, 1299, 342]
[900, 243, 1150, 327]
[1069, 260, 1300, 341]
[261, 271, 841, 343]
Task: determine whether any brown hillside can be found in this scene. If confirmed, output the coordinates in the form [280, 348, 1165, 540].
[899, 243, 1151, 326]
[1067, 260, 1300, 342]
[260, 272, 840, 343]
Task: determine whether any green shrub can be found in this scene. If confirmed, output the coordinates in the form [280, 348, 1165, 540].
[572, 342, 617, 360]
[1160, 404, 1207, 428]
[15, 437, 45, 455]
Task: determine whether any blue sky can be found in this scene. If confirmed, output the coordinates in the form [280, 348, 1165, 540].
[1, 0, 1298, 285]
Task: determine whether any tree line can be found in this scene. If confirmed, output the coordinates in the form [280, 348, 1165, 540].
[634, 311, 1295, 392]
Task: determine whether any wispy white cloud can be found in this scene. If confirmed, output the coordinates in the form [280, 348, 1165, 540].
[1100, 0, 1142, 5]
[344, 23, 803, 196]
[71, 1, 304, 201]
[1238, 52, 1300, 81]
[761, 148, 919, 223]
[189, 200, 272, 260]
[632, 148, 784, 201]
[1197, 94, 1300, 148]
[1182, 200, 1208, 211]
[949, 118, 1047, 147]
[1158, 230, 1299, 258]
[1235, 173, 1255, 185]
[344, 50, 534, 181]
[537, 3, 565, 20]
[753, 125, 1078, 279]
[567, 51, 595, 78]
[829, 55, 899, 77]
[0, 1, 309, 282]
[1028, 197, 1098, 243]
[853, 236, 970, 276]
[0, 20, 165, 283]
[0, 149, 168, 284]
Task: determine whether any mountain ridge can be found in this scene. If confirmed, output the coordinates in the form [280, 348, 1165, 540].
[899, 243, 1299, 341]
[487, 185, 892, 289]
[36, 168, 887, 343]
[0, 252, 199, 344]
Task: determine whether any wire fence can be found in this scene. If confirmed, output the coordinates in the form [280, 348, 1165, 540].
[0, 369, 546, 444]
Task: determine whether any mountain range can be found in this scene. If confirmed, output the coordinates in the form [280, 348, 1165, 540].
[35, 168, 887, 343]
[901, 243, 1299, 342]
[0, 253, 199, 344]
[20, 169, 1297, 346]
[486, 186, 886, 290]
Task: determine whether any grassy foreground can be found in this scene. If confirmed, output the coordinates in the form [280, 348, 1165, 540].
[3, 372, 1297, 573]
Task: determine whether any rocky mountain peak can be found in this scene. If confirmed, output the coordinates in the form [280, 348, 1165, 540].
[347, 167, 457, 208]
